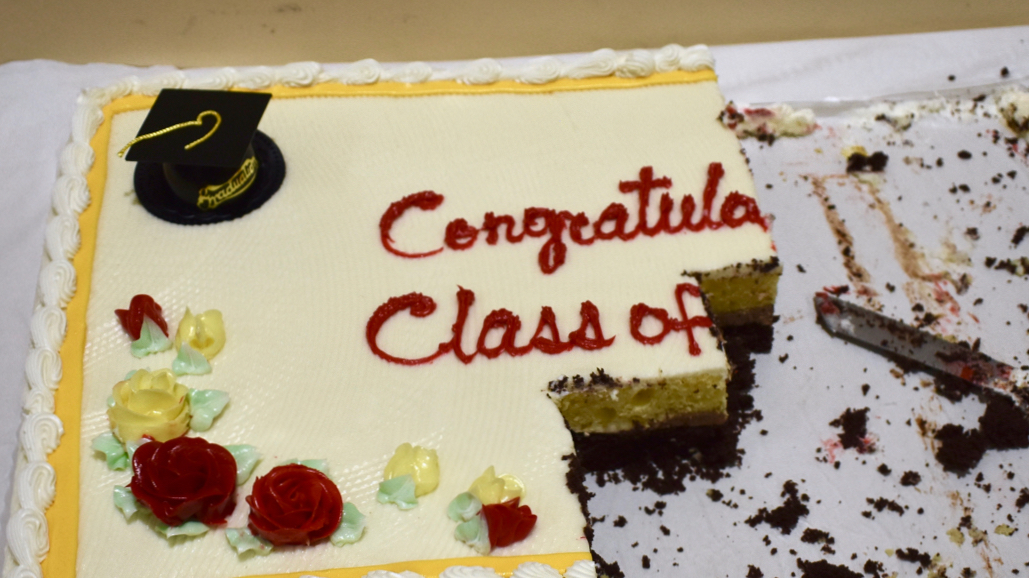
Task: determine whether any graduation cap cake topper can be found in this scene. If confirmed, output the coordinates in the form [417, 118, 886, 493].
[121, 88, 286, 225]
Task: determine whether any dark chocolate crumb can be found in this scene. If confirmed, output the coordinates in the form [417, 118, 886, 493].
[895, 548, 932, 568]
[864, 559, 885, 578]
[900, 471, 922, 486]
[866, 497, 904, 516]
[613, 515, 627, 527]
[979, 396, 1029, 449]
[1012, 225, 1029, 247]
[641, 555, 650, 569]
[797, 558, 862, 578]
[957, 150, 973, 160]
[801, 528, 835, 545]
[1015, 488, 1029, 510]
[747, 565, 764, 578]
[846, 151, 889, 173]
[797, 264, 807, 273]
[746, 481, 809, 535]
[592, 554, 624, 578]
[965, 227, 980, 240]
[659, 525, 670, 536]
[707, 488, 724, 502]
[1001, 66, 1010, 78]
[830, 408, 872, 451]
[861, 384, 871, 396]
[934, 424, 987, 475]
[877, 464, 891, 476]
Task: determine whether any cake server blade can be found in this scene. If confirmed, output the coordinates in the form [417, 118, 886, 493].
[813, 292, 1029, 414]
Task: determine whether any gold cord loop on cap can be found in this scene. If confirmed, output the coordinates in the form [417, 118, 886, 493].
[117, 110, 222, 158]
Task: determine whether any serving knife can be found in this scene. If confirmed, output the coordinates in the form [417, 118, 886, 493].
[813, 292, 1029, 414]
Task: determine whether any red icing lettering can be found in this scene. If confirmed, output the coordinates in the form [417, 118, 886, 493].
[378, 164, 769, 274]
[629, 283, 712, 356]
[528, 306, 573, 354]
[618, 165, 672, 236]
[444, 218, 478, 250]
[477, 309, 530, 359]
[568, 301, 615, 350]
[366, 288, 614, 365]
[379, 191, 445, 258]
[366, 293, 447, 365]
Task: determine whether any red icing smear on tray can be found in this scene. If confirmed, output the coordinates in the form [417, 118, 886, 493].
[380, 163, 768, 274]
[115, 294, 169, 340]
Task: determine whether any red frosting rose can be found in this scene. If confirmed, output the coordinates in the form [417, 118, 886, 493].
[130, 436, 237, 526]
[246, 464, 344, 546]
[482, 498, 537, 549]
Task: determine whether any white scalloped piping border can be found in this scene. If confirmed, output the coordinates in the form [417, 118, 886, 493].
[2, 44, 713, 578]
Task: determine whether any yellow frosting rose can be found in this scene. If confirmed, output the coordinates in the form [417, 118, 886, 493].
[108, 369, 191, 442]
[383, 443, 439, 497]
[174, 308, 225, 359]
[468, 466, 525, 505]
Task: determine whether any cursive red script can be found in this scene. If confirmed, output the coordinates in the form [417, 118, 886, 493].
[378, 164, 767, 274]
[629, 283, 713, 356]
[366, 287, 615, 366]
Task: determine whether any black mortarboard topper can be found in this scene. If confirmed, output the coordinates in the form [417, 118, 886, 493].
[121, 88, 285, 225]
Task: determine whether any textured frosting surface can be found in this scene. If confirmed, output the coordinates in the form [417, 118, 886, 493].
[10, 47, 775, 578]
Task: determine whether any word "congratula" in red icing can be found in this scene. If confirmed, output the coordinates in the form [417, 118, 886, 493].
[379, 163, 767, 274]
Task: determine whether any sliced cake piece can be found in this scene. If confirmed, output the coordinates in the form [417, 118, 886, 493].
[548, 280, 730, 434]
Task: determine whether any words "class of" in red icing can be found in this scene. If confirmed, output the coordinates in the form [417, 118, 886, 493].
[366, 283, 712, 366]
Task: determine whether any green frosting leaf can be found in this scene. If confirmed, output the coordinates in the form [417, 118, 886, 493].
[280, 458, 330, 475]
[224, 444, 262, 485]
[92, 432, 128, 470]
[226, 527, 274, 556]
[331, 502, 366, 547]
[447, 492, 482, 522]
[187, 389, 230, 432]
[173, 343, 212, 376]
[377, 474, 418, 510]
[455, 512, 491, 554]
[156, 520, 209, 539]
[130, 316, 172, 358]
[113, 486, 139, 520]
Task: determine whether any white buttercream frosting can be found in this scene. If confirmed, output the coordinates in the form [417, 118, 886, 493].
[511, 561, 563, 578]
[438, 567, 502, 578]
[29, 306, 65, 351]
[562, 560, 598, 578]
[6, 44, 776, 578]
[37, 260, 75, 308]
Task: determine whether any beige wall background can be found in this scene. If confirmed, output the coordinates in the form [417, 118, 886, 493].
[2, 0, 1028, 66]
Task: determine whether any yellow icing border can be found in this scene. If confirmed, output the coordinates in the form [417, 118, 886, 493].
[43, 69, 713, 578]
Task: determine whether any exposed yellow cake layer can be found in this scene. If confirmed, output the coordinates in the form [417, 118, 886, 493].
[550, 368, 729, 434]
